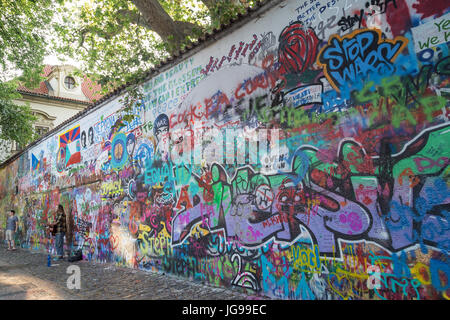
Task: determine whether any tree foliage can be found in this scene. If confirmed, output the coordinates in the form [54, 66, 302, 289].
[0, 0, 58, 147]
[0, 81, 37, 147]
[0, 0, 258, 149]
[53, 0, 257, 91]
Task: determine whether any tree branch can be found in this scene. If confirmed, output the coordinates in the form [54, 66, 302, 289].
[116, 8, 152, 30]
[131, 0, 190, 45]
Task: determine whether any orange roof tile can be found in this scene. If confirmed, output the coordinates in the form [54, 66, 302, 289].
[16, 65, 103, 103]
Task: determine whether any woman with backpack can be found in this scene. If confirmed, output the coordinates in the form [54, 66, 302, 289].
[48, 204, 66, 261]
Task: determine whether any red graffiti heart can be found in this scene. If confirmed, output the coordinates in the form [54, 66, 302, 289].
[278, 22, 319, 75]
[110, 235, 119, 250]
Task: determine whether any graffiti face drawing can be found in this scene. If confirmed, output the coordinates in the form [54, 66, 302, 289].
[81, 131, 87, 148]
[153, 114, 170, 161]
[88, 127, 94, 145]
[126, 133, 136, 157]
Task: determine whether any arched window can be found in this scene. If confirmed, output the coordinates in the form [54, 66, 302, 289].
[35, 126, 50, 137]
[64, 76, 76, 89]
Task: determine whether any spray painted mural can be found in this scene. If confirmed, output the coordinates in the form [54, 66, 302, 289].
[1, 0, 449, 300]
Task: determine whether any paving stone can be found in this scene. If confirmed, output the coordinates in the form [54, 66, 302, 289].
[0, 244, 271, 300]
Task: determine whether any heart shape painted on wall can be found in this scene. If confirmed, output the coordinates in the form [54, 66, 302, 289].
[110, 235, 119, 250]
[327, 273, 354, 300]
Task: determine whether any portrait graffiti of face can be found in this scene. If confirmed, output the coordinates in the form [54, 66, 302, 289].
[155, 125, 169, 143]
[81, 131, 87, 148]
[153, 114, 170, 144]
[126, 134, 136, 156]
[57, 147, 66, 172]
[88, 127, 94, 145]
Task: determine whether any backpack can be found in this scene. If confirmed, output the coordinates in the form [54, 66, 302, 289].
[48, 225, 57, 236]
[68, 249, 83, 262]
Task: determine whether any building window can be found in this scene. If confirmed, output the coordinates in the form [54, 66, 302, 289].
[35, 126, 50, 137]
[13, 141, 23, 152]
[64, 76, 76, 89]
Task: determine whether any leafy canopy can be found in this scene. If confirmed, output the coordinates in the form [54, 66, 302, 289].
[52, 0, 257, 91]
[0, 0, 60, 147]
[0, 0, 257, 148]
[51, 0, 257, 130]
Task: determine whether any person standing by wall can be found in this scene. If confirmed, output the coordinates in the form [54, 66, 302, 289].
[51, 205, 67, 261]
[6, 210, 18, 251]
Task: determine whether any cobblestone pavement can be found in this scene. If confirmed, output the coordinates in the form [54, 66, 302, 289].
[0, 244, 269, 300]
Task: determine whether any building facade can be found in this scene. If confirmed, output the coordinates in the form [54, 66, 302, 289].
[0, 65, 101, 162]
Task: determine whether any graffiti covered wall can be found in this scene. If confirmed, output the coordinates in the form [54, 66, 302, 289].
[1, 0, 449, 300]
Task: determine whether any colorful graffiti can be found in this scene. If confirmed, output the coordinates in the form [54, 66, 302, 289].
[57, 125, 82, 172]
[317, 28, 408, 91]
[0, 0, 449, 300]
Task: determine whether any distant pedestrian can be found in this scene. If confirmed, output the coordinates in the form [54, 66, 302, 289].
[49, 205, 66, 261]
[6, 210, 18, 251]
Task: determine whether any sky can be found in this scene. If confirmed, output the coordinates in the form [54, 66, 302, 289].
[43, 55, 78, 67]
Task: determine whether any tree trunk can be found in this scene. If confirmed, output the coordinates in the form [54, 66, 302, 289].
[131, 0, 191, 45]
